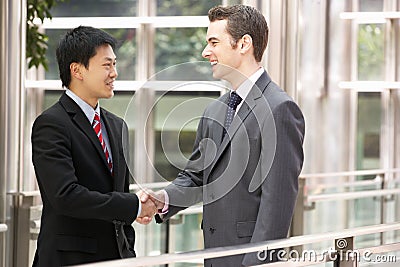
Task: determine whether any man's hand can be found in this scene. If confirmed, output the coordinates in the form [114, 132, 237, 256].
[142, 189, 165, 210]
[135, 189, 166, 224]
[135, 189, 157, 225]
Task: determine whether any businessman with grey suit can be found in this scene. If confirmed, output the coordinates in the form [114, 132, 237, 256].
[138, 5, 305, 267]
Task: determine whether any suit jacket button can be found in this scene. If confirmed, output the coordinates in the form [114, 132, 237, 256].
[209, 227, 216, 234]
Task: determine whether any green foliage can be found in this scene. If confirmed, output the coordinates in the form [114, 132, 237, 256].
[155, 27, 207, 72]
[155, 0, 220, 79]
[26, 0, 65, 70]
[156, 0, 219, 16]
[357, 24, 385, 80]
[36, 0, 221, 79]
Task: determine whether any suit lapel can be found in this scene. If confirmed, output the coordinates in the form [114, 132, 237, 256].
[101, 109, 122, 188]
[207, 97, 255, 177]
[211, 94, 229, 147]
[221, 95, 255, 147]
[207, 72, 271, 178]
[60, 93, 112, 177]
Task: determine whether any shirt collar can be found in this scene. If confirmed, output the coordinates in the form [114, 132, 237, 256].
[65, 89, 100, 124]
[233, 67, 264, 100]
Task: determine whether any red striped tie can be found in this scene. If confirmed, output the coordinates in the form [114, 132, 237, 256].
[92, 112, 113, 173]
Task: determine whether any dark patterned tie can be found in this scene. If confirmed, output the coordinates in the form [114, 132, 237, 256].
[222, 91, 242, 139]
[92, 112, 113, 173]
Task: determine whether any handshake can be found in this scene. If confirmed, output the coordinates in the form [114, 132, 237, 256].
[135, 189, 166, 225]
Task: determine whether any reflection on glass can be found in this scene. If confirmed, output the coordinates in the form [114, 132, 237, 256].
[156, 0, 221, 16]
[357, 24, 385, 80]
[51, 0, 137, 17]
[45, 29, 136, 80]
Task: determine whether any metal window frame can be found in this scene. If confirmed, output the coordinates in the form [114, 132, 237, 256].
[339, 0, 400, 243]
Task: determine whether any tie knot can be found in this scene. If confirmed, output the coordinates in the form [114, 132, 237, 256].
[93, 112, 100, 125]
[228, 91, 242, 109]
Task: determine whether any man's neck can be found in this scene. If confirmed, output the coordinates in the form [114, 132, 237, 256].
[229, 63, 262, 90]
[68, 87, 98, 109]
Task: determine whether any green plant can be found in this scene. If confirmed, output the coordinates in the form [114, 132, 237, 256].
[357, 24, 385, 80]
[26, 0, 64, 70]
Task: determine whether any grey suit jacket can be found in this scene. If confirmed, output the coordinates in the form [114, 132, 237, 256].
[159, 71, 305, 266]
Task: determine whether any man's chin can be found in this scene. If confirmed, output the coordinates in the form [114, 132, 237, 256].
[105, 91, 114, 99]
[212, 72, 222, 80]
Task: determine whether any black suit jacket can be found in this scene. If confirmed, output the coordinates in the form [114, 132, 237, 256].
[31, 93, 139, 266]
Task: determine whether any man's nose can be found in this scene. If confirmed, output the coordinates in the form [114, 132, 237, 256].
[111, 66, 118, 78]
[202, 45, 211, 59]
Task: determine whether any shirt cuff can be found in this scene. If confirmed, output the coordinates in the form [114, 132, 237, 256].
[158, 190, 169, 215]
[136, 196, 142, 218]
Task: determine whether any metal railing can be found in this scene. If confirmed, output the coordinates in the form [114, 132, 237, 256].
[74, 222, 400, 267]
[129, 168, 400, 207]
[131, 169, 400, 217]
[307, 188, 400, 203]
[11, 169, 400, 267]
[291, 168, 400, 251]
[12, 168, 400, 210]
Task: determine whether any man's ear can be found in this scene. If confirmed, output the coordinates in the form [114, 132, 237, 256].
[70, 62, 83, 80]
[239, 34, 253, 54]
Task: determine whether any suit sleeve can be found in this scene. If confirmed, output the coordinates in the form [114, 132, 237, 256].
[243, 100, 305, 265]
[32, 113, 139, 225]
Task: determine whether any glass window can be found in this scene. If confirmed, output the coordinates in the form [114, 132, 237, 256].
[169, 214, 203, 266]
[43, 90, 63, 110]
[51, 0, 137, 17]
[358, 0, 384, 12]
[226, 0, 241, 5]
[108, 29, 137, 80]
[153, 91, 219, 182]
[45, 29, 68, 80]
[155, 27, 211, 79]
[357, 24, 385, 80]
[356, 92, 381, 171]
[45, 29, 137, 80]
[353, 92, 382, 247]
[156, 0, 221, 16]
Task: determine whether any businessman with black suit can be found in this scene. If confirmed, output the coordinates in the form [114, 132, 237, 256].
[138, 5, 305, 267]
[31, 26, 155, 266]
